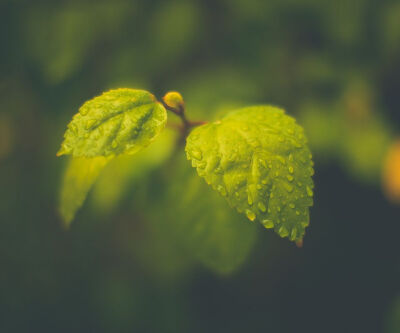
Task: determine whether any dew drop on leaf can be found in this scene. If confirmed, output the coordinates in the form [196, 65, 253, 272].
[191, 149, 203, 160]
[306, 186, 313, 197]
[278, 226, 289, 237]
[246, 209, 256, 221]
[217, 185, 227, 196]
[290, 228, 297, 241]
[262, 219, 274, 229]
[257, 202, 267, 212]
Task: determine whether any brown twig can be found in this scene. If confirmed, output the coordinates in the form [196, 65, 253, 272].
[161, 100, 207, 140]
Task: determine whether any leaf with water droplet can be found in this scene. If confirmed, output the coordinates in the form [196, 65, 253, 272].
[186, 105, 314, 242]
[57, 89, 167, 157]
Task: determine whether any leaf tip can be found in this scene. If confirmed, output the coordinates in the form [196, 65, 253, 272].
[295, 239, 304, 248]
[58, 208, 73, 230]
[61, 219, 72, 230]
[57, 144, 69, 157]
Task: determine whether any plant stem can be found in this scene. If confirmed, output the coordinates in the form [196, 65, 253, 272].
[161, 101, 207, 139]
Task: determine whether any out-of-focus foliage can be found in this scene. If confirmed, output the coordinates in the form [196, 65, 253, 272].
[382, 139, 400, 203]
[0, 113, 14, 160]
[186, 106, 313, 242]
[385, 295, 400, 333]
[59, 156, 110, 226]
[24, 1, 131, 83]
[1, 0, 399, 331]
[300, 80, 393, 183]
[143, 154, 258, 274]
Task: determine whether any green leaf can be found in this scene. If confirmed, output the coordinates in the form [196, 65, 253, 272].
[186, 105, 314, 242]
[59, 156, 110, 227]
[146, 155, 257, 274]
[57, 89, 167, 157]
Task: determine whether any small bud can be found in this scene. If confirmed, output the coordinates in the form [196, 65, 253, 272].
[163, 91, 184, 112]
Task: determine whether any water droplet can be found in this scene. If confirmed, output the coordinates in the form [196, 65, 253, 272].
[214, 167, 223, 174]
[258, 159, 266, 168]
[288, 154, 293, 161]
[301, 221, 309, 227]
[217, 185, 227, 196]
[246, 209, 256, 221]
[247, 193, 253, 206]
[287, 175, 294, 182]
[290, 228, 297, 241]
[257, 202, 267, 212]
[262, 219, 274, 229]
[296, 210, 300, 215]
[284, 183, 293, 192]
[289, 203, 295, 209]
[288, 166, 294, 174]
[197, 161, 206, 169]
[277, 156, 286, 165]
[68, 123, 78, 133]
[191, 149, 202, 160]
[278, 226, 289, 237]
[306, 186, 313, 197]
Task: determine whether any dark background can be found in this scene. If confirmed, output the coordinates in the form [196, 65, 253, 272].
[0, 0, 399, 332]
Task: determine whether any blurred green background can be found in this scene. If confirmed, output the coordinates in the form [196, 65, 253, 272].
[1, 0, 400, 332]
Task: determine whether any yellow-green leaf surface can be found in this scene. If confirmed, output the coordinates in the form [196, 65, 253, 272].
[59, 156, 110, 227]
[57, 88, 167, 157]
[186, 106, 314, 242]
